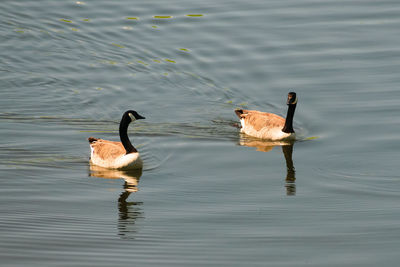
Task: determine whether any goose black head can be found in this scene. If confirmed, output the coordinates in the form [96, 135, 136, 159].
[287, 92, 297, 105]
[125, 110, 145, 122]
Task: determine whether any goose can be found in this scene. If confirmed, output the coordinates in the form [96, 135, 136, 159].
[235, 92, 297, 141]
[88, 110, 145, 170]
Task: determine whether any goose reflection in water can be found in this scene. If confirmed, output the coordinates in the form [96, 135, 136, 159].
[89, 165, 144, 239]
[238, 135, 296, 196]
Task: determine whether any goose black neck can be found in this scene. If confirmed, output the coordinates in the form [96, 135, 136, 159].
[282, 104, 296, 133]
[119, 117, 137, 154]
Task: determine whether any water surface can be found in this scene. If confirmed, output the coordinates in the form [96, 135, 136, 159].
[1, 0, 400, 266]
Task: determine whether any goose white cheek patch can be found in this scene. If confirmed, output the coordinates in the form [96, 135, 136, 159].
[128, 113, 136, 122]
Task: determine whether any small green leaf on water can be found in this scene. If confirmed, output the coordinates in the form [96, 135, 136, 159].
[179, 48, 189, 52]
[153, 59, 161, 63]
[305, 136, 319, 141]
[187, 72, 200, 78]
[151, 25, 158, 28]
[111, 43, 125, 48]
[186, 14, 204, 17]
[82, 18, 90, 22]
[226, 100, 233, 104]
[153, 15, 173, 19]
[71, 28, 79, 32]
[96, 87, 102, 90]
[163, 72, 169, 76]
[60, 19, 72, 23]
[126, 17, 139, 20]
[208, 83, 217, 88]
[165, 59, 176, 63]
[137, 60, 148, 65]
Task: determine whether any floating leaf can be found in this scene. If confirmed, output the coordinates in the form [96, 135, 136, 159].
[151, 25, 158, 28]
[60, 19, 72, 23]
[137, 60, 148, 65]
[102, 60, 117, 65]
[82, 18, 90, 22]
[71, 28, 79, 32]
[153, 59, 161, 63]
[179, 48, 189, 52]
[164, 59, 176, 63]
[304, 136, 319, 141]
[111, 43, 125, 48]
[126, 17, 139, 20]
[153, 15, 173, 19]
[186, 14, 204, 17]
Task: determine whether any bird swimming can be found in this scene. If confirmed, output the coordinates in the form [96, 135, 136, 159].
[88, 110, 145, 170]
[235, 92, 297, 141]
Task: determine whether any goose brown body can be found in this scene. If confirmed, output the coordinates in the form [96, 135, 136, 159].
[89, 138, 142, 169]
[235, 92, 297, 141]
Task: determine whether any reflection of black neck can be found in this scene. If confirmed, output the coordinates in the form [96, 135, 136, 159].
[282, 144, 296, 195]
[282, 104, 296, 133]
[119, 117, 137, 154]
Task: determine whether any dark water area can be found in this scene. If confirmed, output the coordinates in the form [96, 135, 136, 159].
[1, 0, 400, 266]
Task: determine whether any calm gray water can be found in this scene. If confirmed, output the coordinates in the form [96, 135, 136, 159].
[1, 0, 400, 266]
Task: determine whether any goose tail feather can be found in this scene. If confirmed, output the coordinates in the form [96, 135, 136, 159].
[234, 109, 244, 118]
[88, 137, 99, 143]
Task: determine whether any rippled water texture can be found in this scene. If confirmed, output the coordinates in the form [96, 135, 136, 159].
[1, 0, 400, 266]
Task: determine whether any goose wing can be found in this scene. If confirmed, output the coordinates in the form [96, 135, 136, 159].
[88, 138, 126, 160]
[235, 109, 285, 131]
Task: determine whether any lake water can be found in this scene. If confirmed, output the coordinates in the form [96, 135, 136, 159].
[1, 0, 400, 266]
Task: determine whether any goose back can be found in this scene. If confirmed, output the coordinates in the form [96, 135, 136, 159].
[235, 109, 295, 140]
